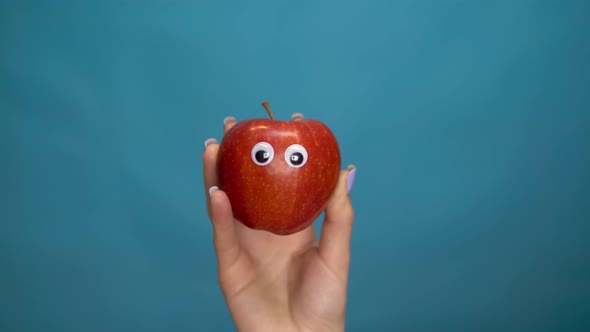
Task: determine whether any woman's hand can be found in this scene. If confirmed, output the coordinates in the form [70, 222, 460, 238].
[202, 115, 356, 332]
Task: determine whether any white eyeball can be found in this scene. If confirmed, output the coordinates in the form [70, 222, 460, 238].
[284, 144, 308, 168]
[251, 142, 274, 166]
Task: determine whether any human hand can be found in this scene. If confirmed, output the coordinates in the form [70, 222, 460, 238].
[202, 115, 356, 332]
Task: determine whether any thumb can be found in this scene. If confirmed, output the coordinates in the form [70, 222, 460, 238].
[208, 186, 241, 269]
[319, 165, 356, 275]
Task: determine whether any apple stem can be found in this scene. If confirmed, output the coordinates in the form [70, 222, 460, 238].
[261, 101, 275, 120]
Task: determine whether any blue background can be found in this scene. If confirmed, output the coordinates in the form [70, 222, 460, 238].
[2, 0, 589, 331]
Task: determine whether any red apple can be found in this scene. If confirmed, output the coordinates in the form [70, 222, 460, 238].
[217, 101, 341, 235]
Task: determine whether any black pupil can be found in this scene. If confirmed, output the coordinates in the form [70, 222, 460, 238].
[290, 152, 304, 165]
[255, 150, 270, 163]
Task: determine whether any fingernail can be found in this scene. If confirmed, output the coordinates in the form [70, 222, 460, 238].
[223, 116, 237, 126]
[346, 165, 356, 194]
[291, 113, 304, 121]
[204, 138, 217, 150]
[208, 186, 219, 198]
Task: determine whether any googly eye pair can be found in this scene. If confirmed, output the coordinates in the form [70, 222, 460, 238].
[251, 142, 308, 168]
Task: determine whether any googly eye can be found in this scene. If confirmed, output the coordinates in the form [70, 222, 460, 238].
[251, 142, 274, 166]
[284, 144, 308, 168]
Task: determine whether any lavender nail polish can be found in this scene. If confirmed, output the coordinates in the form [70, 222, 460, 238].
[291, 112, 304, 121]
[223, 116, 237, 126]
[347, 167, 356, 194]
[208, 186, 219, 197]
[204, 138, 217, 150]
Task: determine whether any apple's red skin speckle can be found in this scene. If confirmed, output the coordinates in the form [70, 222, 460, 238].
[217, 118, 341, 235]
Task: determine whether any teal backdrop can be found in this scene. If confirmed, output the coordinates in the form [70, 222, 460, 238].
[2, 1, 589, 331]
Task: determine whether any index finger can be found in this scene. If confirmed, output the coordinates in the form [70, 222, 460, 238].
[203, 116, 239, 216]
[203, 139, 220, 218]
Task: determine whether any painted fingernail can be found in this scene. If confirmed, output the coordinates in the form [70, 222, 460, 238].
[204, 138, 218, 150]
[291, 113, 304, 121]
[208, 186, 219, 198]
[223, 116, 237, 126]
[346, 165, 356, 194]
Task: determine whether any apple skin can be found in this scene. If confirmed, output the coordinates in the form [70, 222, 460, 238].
[217, 118, 341, 235]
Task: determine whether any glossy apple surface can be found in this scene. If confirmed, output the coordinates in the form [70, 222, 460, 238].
[217, 106, 341, 235]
